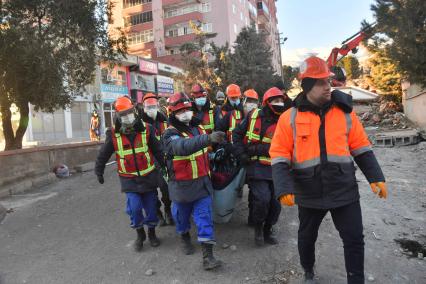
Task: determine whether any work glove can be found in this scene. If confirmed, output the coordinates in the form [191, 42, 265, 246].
[279, 194, 295, 206]
[237, 152, 250, 165]
[370, 182, 387, 199]
[208, 131, 226, 144]
[97, 175, 104, 184]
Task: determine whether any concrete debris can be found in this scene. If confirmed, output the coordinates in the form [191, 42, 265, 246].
[145, 269, 154, 276]
[368, 275, 375, 282]
[222, 243, 230, 249]
[230, 245, 237, 251]
[359, 100, 413, 130]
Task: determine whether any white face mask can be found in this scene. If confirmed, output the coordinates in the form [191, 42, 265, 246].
[144, 107, 158, 120]
[120, 113, 136, 125]
[244, 103, 258, 113]
[271, 102, 284, 107]
[176, 110, 193, 124]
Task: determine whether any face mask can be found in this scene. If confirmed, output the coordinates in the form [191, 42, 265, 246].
[120, 113, 136, 126]
[244, 103, 257, 113]
[270, 103, 286, 115]
[230, 99, 240, 107]
[195, 97, 207, 106]
[144, 108, 158, 120]
[217, 99, 224, 105]
[176, 110, 193, 124]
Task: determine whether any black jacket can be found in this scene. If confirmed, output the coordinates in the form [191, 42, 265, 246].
[191, 100, 221, 130]
[162, 116, 213, 203]
[272, 90, 385, 209]
[215, 101, 244, 132]
[233, 107, 280, 180]
[95, 119, 164, 193]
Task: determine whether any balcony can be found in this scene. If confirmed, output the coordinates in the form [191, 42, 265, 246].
[163, 11, 203, 27]
[258, 22, 271, 34]
[257, 1, 270, 23]
[163, 0, 200, 8]
[165, 33, 197, 47]
[122, 3, 152, 15]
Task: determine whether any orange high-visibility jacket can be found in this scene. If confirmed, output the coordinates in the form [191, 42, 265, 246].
[270, 90, 384, 209]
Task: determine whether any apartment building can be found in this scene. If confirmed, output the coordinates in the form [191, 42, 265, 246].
[110, 0, 282, 76]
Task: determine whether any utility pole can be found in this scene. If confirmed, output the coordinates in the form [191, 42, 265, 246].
[276, 32, 288, 81]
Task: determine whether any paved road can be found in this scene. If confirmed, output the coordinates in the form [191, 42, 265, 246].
[1, 145, 425, 284]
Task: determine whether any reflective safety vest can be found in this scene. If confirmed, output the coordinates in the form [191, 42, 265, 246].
[201, 108, 215, 134]
[244, 109, 276, 165]
[171, 126, 210, 181]
[111, 125, 156, 178]
[227, 110, 242, 142]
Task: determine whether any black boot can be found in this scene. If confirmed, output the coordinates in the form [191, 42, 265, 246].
[157, 208, 166, 227]
[134, 227, 146, 252]
[263, 224, 279, 245]
[304, 269, 315, 283]
[254, 223, 264, 246]
[181, 232, 195, 255]
[164, 206, 175, 226]
[201, 243, 222, 270]
[148, 227, 160, 247]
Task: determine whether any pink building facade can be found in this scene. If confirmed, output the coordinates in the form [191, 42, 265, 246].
[110, 0, 282, 76]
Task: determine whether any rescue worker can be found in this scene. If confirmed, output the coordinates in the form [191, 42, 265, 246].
[270, 56, 387, 283]
[95, 96, 165, 252]
[163, 92, 226, 270]
[233, 87, 290, 246]
[216, 84, 244, 142]
[90, 110, 100, 141]
[190, 83, 220, 134]
[215, 91, 226, 107]
[140, 93, 174, 226]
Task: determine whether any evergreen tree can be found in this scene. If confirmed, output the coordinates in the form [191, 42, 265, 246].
[281, 65, 299, 91]
[230, 26, 277, 95]
[0, 0, 126, 150]
[365, 47, 402, 101]
[364, 0, 426, 86]
[337, 56, 361, 80]
[207, 42, 232, 95]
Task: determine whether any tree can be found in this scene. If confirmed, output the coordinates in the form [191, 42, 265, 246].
[230, 26, 278, 96]
[364, 0, 426, 86]
[281, 65, 299, 91]
[337, 55, 361, 80]
[0, 0, 126, 150]
[207, 42, 232, 95]
[365, 47, 402, 101]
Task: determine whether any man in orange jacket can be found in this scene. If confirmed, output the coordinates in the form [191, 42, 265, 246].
[270, 56, 387, 284]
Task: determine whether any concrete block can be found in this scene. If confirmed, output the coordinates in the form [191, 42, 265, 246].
[374, 136, 394, 147]
[0, 203, 6, 222]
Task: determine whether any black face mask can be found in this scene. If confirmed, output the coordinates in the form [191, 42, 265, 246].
[270, 105, 286, 115]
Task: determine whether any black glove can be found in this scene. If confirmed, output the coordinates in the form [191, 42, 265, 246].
[238, 153, 250, 165]
[97, 175, 104, 184]
[208, 131, 226, 144]
[247, 144, 258, 156]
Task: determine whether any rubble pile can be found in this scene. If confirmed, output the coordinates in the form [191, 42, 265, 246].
[359, 100, 413, 130]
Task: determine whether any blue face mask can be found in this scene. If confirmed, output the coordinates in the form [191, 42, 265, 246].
[195, 97, 207, 106]
[230, 99, 240, 107]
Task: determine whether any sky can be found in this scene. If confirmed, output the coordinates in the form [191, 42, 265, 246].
[276, 0, 376, 67]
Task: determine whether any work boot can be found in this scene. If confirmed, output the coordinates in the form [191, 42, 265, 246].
[201, 243, 222, 270]
[304, 270, 316, 283]
[148, 227, 160, 247]
[157, 208, 166, 226]
[254, 223, 264, 246]
[165, 206, 175, 226]
[181, 232, 195, 255]
[134, 227, 146, 252]
[263, 224, 279, 245]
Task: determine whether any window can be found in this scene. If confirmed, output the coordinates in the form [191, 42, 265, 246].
[240, 12, 243, 21]
[234, 24, 238, 34]
[166, 47, 181, 55]
[123, 0, 152, 9]
[124, 11, 153, 27]
[232, 4, 236, 14]
[127, 30, 154, 45]
[202, 23, 213, 33]
[165, 24, 194, 37]
[164, 4, 199, 18]
[201, 2, 211, 13]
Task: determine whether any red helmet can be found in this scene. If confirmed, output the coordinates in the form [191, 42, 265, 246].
[243, 89, 259, 100]
[299, 56, 334, 79]
[191, 83, 206, 98]
[168, 92, 192, 113]
[114, 96, 134, 112]
[226, 84, 241, 98]
[143, 93, 158, 106]
[262, 87, 284, 106]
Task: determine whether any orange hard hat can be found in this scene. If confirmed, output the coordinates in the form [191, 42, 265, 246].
[226, 84, 241, 98]
[243, 89, 259, 100]
[168, 92, 192, 113]
[298, 56, 334, 80]
[191, 83, 206, 98]
[262, 87, 284, 106]
[143, 93, 158, 106]
[114, 96, 134, 112]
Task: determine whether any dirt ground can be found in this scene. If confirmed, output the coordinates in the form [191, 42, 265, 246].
[0, 142, 425, 284]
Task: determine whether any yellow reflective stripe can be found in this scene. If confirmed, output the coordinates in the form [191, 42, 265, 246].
[203, 109, 215, 130]
[173, 149, 205, 161]
[246, 109, 260, 141]
[251, 156, 271, 163]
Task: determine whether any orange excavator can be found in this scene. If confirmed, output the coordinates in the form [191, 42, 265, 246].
[327, 22, 376, 87]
